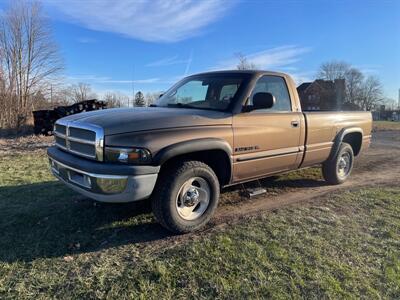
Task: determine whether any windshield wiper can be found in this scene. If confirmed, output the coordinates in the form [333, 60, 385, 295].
[167, 102, 195, 109]
[165, 102, 226, 112]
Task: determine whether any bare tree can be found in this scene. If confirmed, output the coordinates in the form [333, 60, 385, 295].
[317, 60, 384, 110]
[317, 60, 350, 81]
[0, 0, 63, 128]
[382, 98, 397, 111]
[145, 91, 161, 106]
[70, 82, 97, 103]
[0, 65, 11, 127]
[104, 91, 128, 108]
[345, 68, 364, 104]
[235, 52, 257, 70]
[357, 76, 383, 110]
[51, 86, 73, 106]
[104, 92, 121, 108]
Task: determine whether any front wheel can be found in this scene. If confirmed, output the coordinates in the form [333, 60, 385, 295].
[151, 161, 220, 233]
[322, 142, 354, 185]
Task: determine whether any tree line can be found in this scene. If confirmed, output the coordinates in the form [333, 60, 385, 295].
[0, 1, 159, 131]
[0, 1, 62, 129]
[317, 61, 384, 111]
[236, 53, 386, 111]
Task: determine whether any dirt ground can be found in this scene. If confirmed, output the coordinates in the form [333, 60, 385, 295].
[1, 129, 399, 249]
[0, 134, 53, 155]
[129, 129, 399, 251]
[217, 130, 400, 220]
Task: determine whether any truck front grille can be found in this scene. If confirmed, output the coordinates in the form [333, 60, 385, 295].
[69, 127, 96, 140]
[54, 120, 104, 161]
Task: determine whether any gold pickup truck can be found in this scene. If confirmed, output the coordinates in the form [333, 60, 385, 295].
[47, 70, 372, 233]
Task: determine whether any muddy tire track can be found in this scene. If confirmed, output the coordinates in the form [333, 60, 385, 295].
[134, 131, 400, 252]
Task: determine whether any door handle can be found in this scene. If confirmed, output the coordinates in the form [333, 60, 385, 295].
[291, 121, 299, 128]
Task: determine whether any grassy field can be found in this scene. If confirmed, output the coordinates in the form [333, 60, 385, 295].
[0, 151, 399, 299]
[373, 120, 400, 131]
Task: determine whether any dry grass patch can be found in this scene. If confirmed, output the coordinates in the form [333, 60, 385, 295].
[0, 151, 399, 299]
[373, 121, 400, 132]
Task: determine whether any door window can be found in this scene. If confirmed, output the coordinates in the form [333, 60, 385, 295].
[249, 76, 292, 111]
[219, 84, 240, 101]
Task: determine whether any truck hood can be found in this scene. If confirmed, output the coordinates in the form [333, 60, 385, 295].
[60, 107, 232, 135]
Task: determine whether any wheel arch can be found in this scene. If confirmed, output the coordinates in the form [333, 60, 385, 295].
[329, 127, 363, 160]
[153, 138, 233, 186]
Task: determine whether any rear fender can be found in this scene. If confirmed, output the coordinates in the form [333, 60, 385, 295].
[328, 127, 363, 161]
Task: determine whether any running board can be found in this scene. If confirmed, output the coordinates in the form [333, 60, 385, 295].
[245, 187, 267, 198]
[240, 180, 267, 198]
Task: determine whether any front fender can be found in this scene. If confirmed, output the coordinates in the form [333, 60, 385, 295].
[153, 138, 233, 165]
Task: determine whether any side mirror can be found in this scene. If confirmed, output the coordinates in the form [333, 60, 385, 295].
[252, 92, 275, 110]
[159, 93, 164, 98]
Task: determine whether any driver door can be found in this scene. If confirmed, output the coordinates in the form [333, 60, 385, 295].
[232, 75, 303, 182]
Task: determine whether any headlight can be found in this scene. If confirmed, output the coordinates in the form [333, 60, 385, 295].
[104, 147, 152, 164]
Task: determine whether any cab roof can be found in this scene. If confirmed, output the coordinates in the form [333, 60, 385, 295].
[191, 70, 289, 78]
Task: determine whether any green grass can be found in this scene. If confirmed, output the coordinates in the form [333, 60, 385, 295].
[373, 120, 400, 131]
[0, 151, 399, 299]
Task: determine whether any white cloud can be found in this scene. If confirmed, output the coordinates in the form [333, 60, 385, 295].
[77, 37, 97, 44]
[146, 55, 191, 67]
[66, 75, 111, 82]
[288, 71, 314, 86]
[106, 78, 160, 84]
[43, 0, 236, 42]
[147, 51, 194, 75]
[215, 45, 312, 70]
[66, 74, 160, 84]
[354, 64, 381, 75]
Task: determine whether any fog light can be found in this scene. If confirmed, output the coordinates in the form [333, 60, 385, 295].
[95, 177, 128, 194]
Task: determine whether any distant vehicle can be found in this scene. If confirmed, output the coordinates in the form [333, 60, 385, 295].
[33, 99, 107, 135]
[47, 71, 372, 233]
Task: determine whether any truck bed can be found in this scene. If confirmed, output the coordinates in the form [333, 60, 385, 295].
[300, 111, 372, 167]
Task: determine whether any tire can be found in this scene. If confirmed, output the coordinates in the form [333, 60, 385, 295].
[322, 142, 354, 185]
[151, 160, 220, 233]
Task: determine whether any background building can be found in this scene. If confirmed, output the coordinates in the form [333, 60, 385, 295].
[297, 79, 347, 111]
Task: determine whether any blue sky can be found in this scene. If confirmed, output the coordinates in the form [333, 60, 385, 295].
[2, 0, 399, 99]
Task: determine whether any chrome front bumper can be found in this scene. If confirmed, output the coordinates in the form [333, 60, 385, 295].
[49, 157, 158, 203]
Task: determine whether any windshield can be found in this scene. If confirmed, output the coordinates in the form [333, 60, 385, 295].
[156, 74, 248, 111]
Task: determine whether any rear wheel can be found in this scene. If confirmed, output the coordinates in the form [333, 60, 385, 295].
[322, 142, 354, 185]
[152, 160, 220, 233]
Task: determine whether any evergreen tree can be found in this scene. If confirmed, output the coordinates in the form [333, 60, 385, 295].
[134, 91, 145, 107]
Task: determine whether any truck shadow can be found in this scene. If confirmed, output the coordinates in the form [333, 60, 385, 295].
[0, 176, 325, 263]
[0, 181, 172, 263]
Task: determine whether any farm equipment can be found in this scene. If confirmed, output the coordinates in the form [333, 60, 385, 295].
[33, 99, 107, 135]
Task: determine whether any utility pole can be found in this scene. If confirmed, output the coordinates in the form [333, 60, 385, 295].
[398, 88, 400, 111]
[50, 84, 53, 104]
[131, 65, 135, 108]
